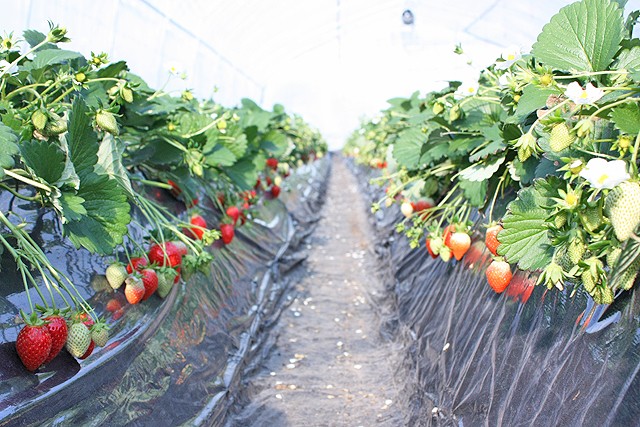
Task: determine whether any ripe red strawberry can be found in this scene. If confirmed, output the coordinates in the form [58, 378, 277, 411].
[486, 260, 513, 293]
[43, 315, 68, 364]
[226, 206, 240, 225]
[254, 178, 261, 189]
[485, 224, 503, 256]
[148, 242, 182, 267]
[271, 185, 281, 198]
[16, 318, 52, 371]
[170, 240, 188, 256]
[220, 223, 235, 245]
[126, 257, 148, 274]
[266, 157, 278, 170]
[140, 269, 159, 301]
[173, 266, 181, 284]
[412, 200, 433, 213]
[184, 214, 207, 240]
[167, 180, 182, 197]
[443, 225, 454, 248]
[449, 232, 471, 260]
[106, 298, 122, 313]
[266, 176, 273, 186]
[124, 276, 145, 304]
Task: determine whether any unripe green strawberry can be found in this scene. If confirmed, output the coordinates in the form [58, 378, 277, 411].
[568, 238, 587, 265]
[106, 263, 128, 290]
[554, 211, 568, 229]
[95, 109, 119, 135]
[606, 247, 622, 267]
[432, 102, 444, 115]
[581, 270, 597, 293]
[44, 113, 67, 135]
[91, 324, 109, 347]
[580, 203, 603, 233]
[556, 247, 574, 272]
[613, 256, 640, 291]
[66, 323, 91, 358]
[549, 123, 576, 152]
[617, 268, 639, 291]
[121, 87, 134, 103]
[156, 268, 177, 298]
[605, 181, 640, 242]
[592, 286, 614, 305]
[31, 110, 48, 131]
[449, 105, 461, 122]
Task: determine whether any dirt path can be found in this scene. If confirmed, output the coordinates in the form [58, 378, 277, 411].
[230, 155, 401, 426]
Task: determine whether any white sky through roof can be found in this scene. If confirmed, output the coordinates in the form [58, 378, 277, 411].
[2, 0, 639, 149]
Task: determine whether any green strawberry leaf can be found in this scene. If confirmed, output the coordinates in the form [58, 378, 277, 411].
[458, 178, 487, 207]
[514, 84, 561, 120]
[532, 0, 625, 72]
[458, 157, 505, 182]
[56, 192, 87, 223]
[205, 144, 237, 167]
[220, 133, 248, 159]
[95, 134, 135, 197]
[392, 127, 425, 170]
[22, 49, 83, 71]
[223, 159, 259, 190]
[261, 130, 288, 157]
[610, 103, 640, 135]
[67, 97, 99, 180]
[0, 122, 19, 178]
[498, 181, 554, 270]
[64, 172, 130, 254]
[614, 46, 640, 71]
[20, 139, 66, 185]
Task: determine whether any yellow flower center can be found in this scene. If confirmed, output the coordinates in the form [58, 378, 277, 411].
[580, 90, 588, 99]
[467, 87, 475, 93]
[597, 174, 609, 185]
[565, 193, 579, 206]
[507, 54, 516, 61]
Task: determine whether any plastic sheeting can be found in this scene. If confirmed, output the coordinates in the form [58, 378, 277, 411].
[351, 161, 640, 427]
[0, 158, 330, 427]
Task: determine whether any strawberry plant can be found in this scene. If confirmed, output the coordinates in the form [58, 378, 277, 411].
[347, 0, 640, 305]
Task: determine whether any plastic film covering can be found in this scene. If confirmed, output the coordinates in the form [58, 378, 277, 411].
[0, 157, 330, 427]
[351, 161, 640, 427]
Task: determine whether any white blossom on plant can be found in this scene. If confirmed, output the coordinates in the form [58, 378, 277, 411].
[564, 82, 604, 105]
[579, 157, 630, 189]
[495, 46, 521, 70]
[456, 81, 478, 98]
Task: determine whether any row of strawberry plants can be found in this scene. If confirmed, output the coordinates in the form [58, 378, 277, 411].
[344, 0, 640, 306]
[0, 24, 327, 372]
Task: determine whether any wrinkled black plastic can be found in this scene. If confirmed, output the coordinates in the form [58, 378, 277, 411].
[0, 158, 330, 427]
[352, 161, 640, 427]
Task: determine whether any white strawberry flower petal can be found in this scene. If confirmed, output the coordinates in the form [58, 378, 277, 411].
[495, 46, 522, 70]
[456, 81, 478, 98]
[565, 82, 604, 105]
[0, 59, 18, 75]
[579, 157, 630, 189]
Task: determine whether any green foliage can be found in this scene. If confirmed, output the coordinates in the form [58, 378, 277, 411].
[532, 0, 625, 72]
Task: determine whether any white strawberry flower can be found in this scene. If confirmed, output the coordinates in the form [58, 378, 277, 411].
[456, 81, 478, 98]
[495, 46, 522, 70]
[564, 82, 604, 105]
[165, 61, 187, 80]
[579, 157, 630, 189]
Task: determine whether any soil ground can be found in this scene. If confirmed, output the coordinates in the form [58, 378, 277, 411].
[229, 156, 402, 426]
